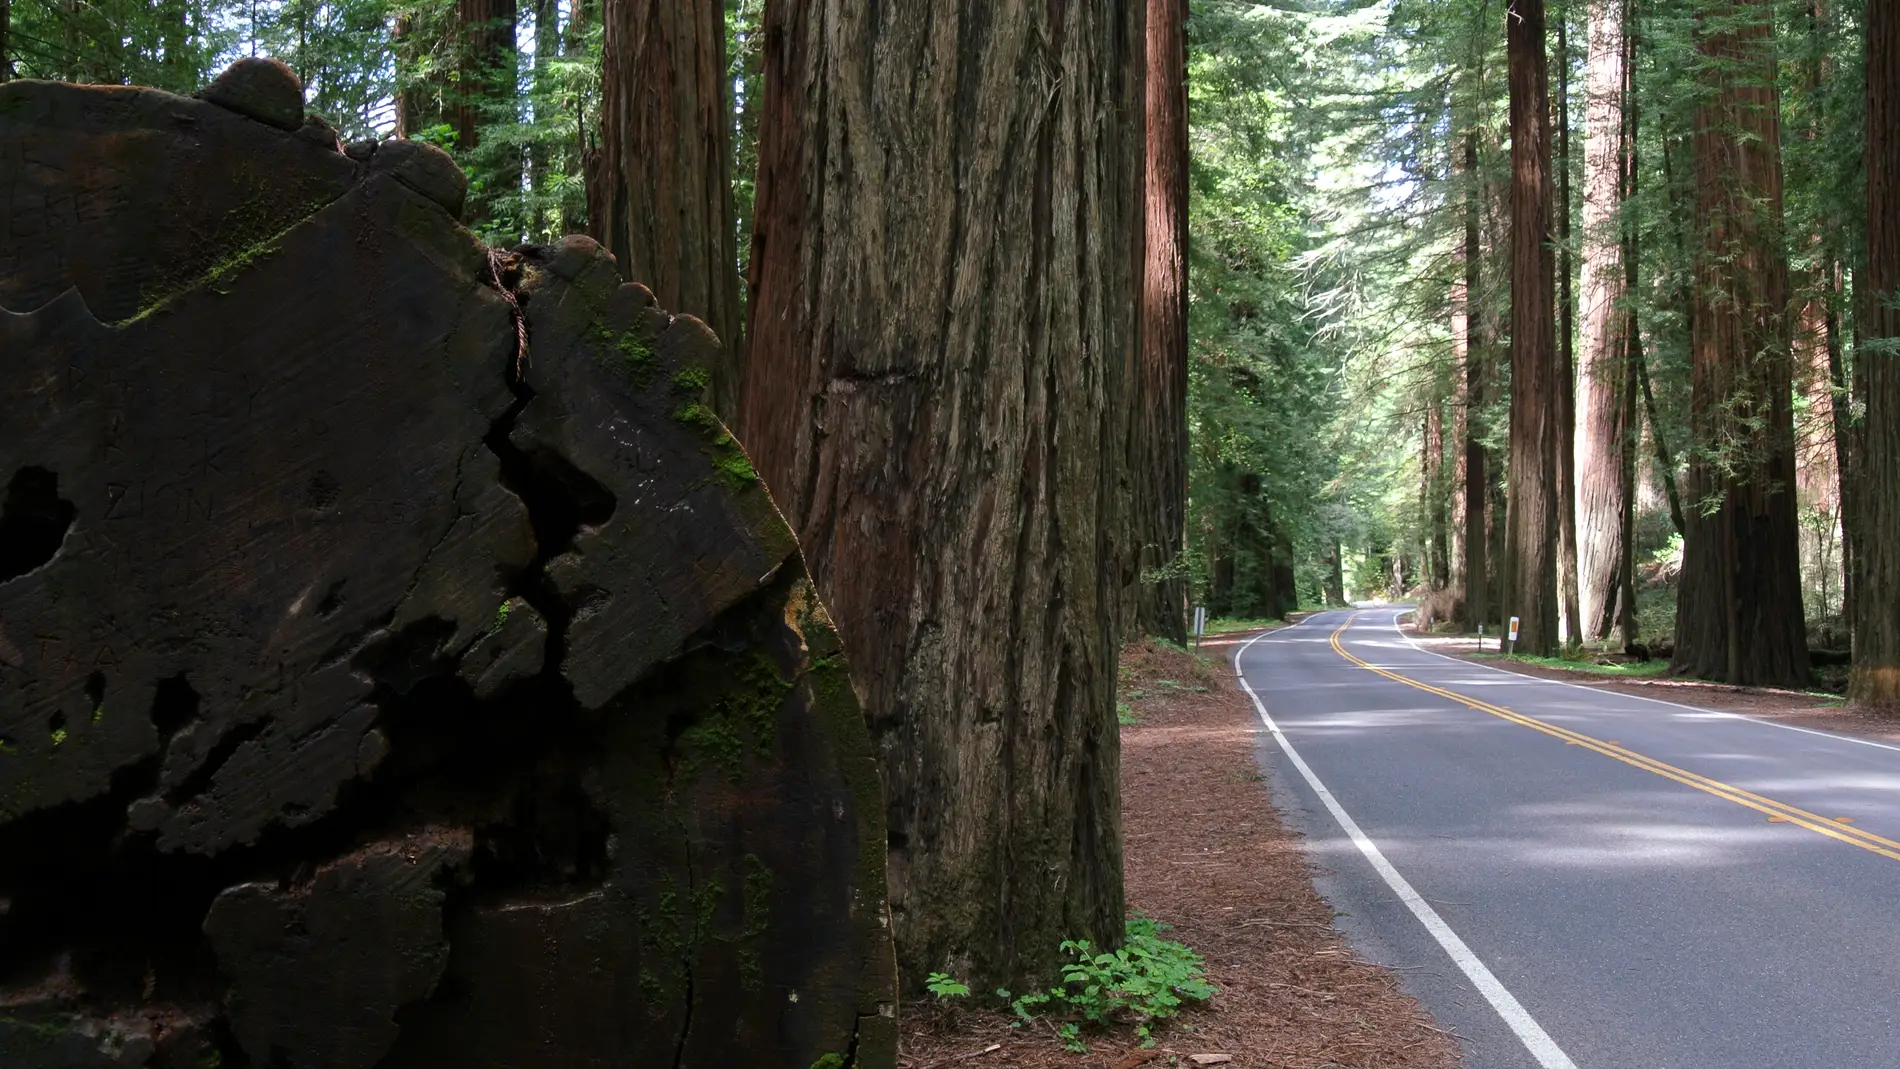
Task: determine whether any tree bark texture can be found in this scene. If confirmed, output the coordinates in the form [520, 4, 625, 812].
[1576, 0, 1638, 645]
[1461, 131, 1492, 629]
[1506, 0, 1561, 655]
[1672, 4, 1810, 687]
[1556, 13, 1582, 647]
[1129, 0, 1189, 643]
[738, 0, 1138, 990]
[1853, 0, 1900, 706]
[590, 0, 744, 414]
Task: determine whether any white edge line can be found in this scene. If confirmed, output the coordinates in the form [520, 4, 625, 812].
[1234, 619, 1581, 1069]
[1383, 608, 1900, 756]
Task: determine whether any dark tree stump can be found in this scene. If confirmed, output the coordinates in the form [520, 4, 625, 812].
[0, 69, 895, 1069]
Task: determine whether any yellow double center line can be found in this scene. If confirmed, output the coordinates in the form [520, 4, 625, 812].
[1329, 615, 1900, 865]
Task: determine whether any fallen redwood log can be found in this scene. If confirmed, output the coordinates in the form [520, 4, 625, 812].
[0, 58, 895, 1069]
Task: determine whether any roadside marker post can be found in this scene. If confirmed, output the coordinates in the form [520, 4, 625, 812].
[1507, 616, 1520, 656]
[1477, 623, 1484, 652]
[1192, 606, 1208, 649]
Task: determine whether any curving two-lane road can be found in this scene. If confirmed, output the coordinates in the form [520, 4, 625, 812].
[1238, 608, 1900, 1069]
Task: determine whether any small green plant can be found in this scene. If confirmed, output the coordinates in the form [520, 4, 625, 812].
[996, 915, 1215, 1051]
[1117, 702, 1140, 726]
[925, 972, 971, 1000]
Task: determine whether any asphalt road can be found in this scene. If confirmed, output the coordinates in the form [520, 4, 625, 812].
[1237, 607, 1900, 1069]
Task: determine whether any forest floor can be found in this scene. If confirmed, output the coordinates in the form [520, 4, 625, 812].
[897, 630, 1461, 1069]
[1403, 626, 1900, 746]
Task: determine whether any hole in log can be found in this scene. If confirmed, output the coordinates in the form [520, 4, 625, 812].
[0, 467, 76, 583]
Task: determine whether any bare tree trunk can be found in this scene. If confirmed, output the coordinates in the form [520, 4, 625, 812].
[1129, 0, 1189, 643]
[1576, 0, 1637, 645]
[1793, 1, 1844, 636]
[1425, 385, 1450, 589]
[455, 0, 517, 149]
[1450, 277, 1468, 602]
[1, 0, 11, 82]
[528, 0, 558, 240]
[392, 14, 420, 138]
[1853, 0, 1900, 706]
[1506, 0, 1561, 656]
[591, 0, 743, 413]
[1461, 131, 1491, 630]
[454, 0, 518, 227]
[1673, 1, 1809, 687]
[1636, 347, 1686, 537]
[739, 0, 1137, 992]
[1556, 6, 1582, 647]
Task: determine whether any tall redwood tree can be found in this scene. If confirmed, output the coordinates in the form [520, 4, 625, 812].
[1129, 0, 1189, 643]
[589, 0, 744, 413]
[1853, 0, 1900, 706]
[1504, 0, 1561, 655]
[1575, 0, 1638, 646]
[739, 0, 1139, 990]
[1672, 1, 1809, 686]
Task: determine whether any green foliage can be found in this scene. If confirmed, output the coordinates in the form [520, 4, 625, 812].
[924, 972, 971, 1000]
[995, 915, 1215, 1052]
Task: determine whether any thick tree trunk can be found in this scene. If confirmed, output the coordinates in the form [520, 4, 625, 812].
[1460, 132, 1491, 630]
[1556, 12, 1582, 647]
[1, 0, 10, 83]
[591, 0, 744, 413]
[1130, 0, 1189, 643]
[1506, 0, 1561, 656]
[1576, 0, 1637, 646]
[1853, 1, 1900, 706]
[739, 0, 1137, 990]
[1672, 3, 1810, 687]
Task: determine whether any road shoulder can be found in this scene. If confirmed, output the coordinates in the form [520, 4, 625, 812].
[899, 632, 1459, 1069]
[1401, 622, 1900, 748]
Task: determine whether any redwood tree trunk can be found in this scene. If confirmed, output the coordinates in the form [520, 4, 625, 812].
[1506, 0, 1561, 656]
[1425, 385, 1450, 590]
[1576, 0, 1637, 645]
[1853, 1, 1900, 706]
[455, 0, 517, 150]
[739, 0, 1137, 990]
[454, 0, 517, 225]
[1556, 12, 1582, 647]
[1461, 130, 1491, 630]
[591, 0, 744, 413]
[1672, 3, 1810, 686]
[1130, 0, 1189, 643]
